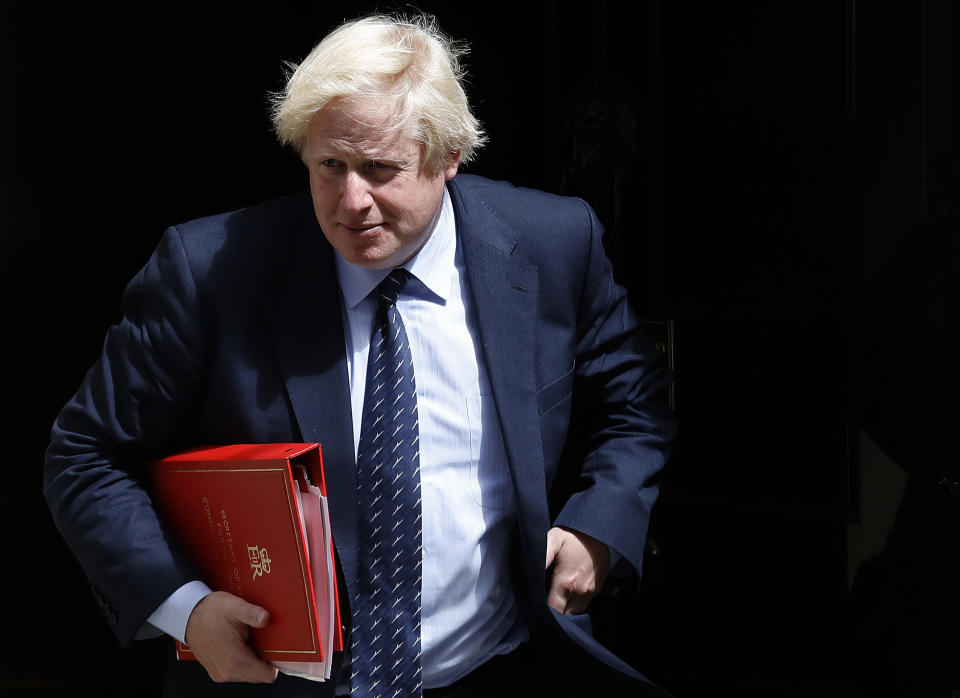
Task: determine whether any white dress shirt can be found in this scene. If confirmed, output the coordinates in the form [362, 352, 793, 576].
[335, 189, 526, 688]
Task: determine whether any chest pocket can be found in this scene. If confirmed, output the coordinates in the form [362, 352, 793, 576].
[466, 395, 516, 511]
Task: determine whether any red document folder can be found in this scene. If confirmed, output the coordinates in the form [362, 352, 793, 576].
[149, 443, 343, 668]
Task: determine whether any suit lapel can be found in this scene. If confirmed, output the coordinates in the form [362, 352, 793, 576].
[449, 178, 551, 589]
[260, 221, 359, 602]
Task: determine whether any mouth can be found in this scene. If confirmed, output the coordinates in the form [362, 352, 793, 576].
[342, 222, 383, 234]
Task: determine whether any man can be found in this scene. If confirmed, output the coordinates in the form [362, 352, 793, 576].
[44, 14, 675, 698]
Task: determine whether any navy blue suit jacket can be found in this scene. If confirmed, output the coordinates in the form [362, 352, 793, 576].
[44, 174, 675, 696]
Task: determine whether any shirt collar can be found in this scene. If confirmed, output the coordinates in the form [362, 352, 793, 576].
[335, 186, 456, 309]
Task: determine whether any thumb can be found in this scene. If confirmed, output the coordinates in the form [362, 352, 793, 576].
[545, 526, 564, 569]
[232, 599, 270, 629]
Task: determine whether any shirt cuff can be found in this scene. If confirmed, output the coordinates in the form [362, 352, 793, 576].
[139, 580, 212, 643]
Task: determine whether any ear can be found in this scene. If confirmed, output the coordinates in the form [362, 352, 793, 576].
[443, 151, 461, 181]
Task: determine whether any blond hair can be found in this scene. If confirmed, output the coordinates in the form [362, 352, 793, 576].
[271, 14, 485, 173]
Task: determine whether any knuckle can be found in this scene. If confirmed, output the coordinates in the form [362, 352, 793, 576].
[567, 579, 594, 599]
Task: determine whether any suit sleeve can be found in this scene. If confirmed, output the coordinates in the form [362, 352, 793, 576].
[551, 200, 676, 577]
[43, 226, 205, 646]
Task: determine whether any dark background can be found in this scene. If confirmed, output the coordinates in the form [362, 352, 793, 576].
[3, 1, 958, 696]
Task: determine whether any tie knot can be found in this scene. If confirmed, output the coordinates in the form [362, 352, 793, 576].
[377, 268, 411, 308]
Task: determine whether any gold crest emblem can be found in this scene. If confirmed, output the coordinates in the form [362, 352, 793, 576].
[247, 545, 272, 580]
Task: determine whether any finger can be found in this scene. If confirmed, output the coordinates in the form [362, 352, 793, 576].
[207, 641, 277, 684]
[544, 527, 602, 615]
[546, 575, 568, 614]
[223, 602, 275, 682]
[235, 644, 279, 683]
[186, 592, 278, 684]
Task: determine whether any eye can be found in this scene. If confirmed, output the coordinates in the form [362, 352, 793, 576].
[370, 160, 391, 170]
[320, 159, 341, 168]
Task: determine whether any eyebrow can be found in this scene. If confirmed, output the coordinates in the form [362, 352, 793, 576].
[310, 142, 409, 163]
[357, 144, 411, 164]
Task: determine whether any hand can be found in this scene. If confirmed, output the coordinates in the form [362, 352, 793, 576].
[545, 526, 611, 615]
[184, 591, 278, 684]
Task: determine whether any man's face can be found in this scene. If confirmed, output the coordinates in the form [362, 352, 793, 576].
[304, 99, 460, 269]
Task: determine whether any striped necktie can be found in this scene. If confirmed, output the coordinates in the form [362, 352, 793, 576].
[351, 268, 423, 698]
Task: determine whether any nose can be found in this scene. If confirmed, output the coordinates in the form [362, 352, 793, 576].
[342, 170, 373, 214]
